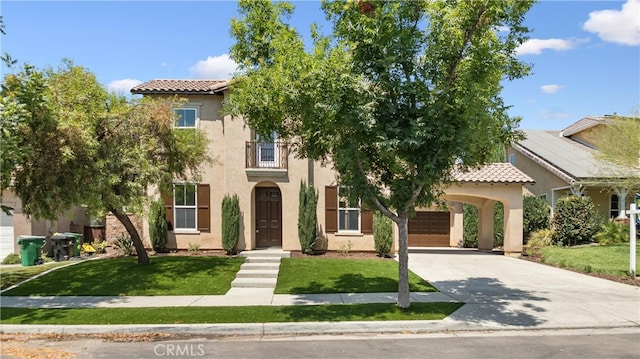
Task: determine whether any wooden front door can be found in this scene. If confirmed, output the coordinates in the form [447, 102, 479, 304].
[256, 187, 282, 247]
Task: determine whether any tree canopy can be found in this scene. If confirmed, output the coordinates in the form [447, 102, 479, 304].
[1, 61, 209, 264]
[226, 0, 533, 307]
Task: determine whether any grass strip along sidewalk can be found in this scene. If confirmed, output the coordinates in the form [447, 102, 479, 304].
[0, 302, 463, 324]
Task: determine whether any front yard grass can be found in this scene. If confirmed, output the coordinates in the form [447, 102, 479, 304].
[1, 262, 74, 290]
[275, 258, 437, 294]
[1, 256, 244, 296]
[536, 243, 639, 278]
[0, 302, 463, 324]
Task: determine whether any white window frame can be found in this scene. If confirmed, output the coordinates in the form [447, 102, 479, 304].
[610, 193, 619, 219]
[338, 187, 361, 233]
[256, 131, 279, 167]
[173, 183, 198, 232]
[174, 106, 199, 129]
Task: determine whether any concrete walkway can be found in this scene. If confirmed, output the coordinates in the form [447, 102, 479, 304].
[1, 248, 639, 336]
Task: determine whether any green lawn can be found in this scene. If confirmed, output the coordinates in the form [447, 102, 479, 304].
[1, 261, 74, 290]
[538, 243, 639, 277]
[275, 258, 437, 294]
[1, 256, 244, 296]
[0, 302, 463, 324]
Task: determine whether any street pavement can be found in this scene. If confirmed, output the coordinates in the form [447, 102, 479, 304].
[1, 248, 639, 336]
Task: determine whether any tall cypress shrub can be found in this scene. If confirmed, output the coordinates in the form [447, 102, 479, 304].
[149, 199, 168, 252]
[373, 211, 393, 257]
[222, 194, 240, 254]
[298, 181, 318, 254]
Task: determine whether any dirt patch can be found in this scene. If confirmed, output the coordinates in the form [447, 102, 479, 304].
[289, 250, 393, 260]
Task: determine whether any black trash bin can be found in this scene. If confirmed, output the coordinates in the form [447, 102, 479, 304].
[50, 234, 74, 262]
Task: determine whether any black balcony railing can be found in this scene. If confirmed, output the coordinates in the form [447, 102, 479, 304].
[245, 141, 288, 169]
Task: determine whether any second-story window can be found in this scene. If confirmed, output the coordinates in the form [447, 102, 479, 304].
[174, 107, 198, 128]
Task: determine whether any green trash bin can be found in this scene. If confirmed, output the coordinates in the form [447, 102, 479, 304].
[17, 235, 46, 267]
[61, 232, 83, 257]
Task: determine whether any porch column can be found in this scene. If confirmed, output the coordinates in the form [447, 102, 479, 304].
[503, 200, 524, 256]
[614, 188, 628, 218]
[448, 202, 464, 247]
[477, 199, 495, 251]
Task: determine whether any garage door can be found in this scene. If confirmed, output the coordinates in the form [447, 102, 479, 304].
[408, 211, 450, 247]
[0, 210, 15, 261]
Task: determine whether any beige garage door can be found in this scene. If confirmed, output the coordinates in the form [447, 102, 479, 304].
[408, 211, 450, 247]
[0, 210, 15, 261]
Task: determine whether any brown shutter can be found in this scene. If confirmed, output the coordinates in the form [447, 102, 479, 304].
[325, 186, 337, 233]
[361, 207, 373, 234]
[162, 193, 174, 231]
[197, 184, 211, 233]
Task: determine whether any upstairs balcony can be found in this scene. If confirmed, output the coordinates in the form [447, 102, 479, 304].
[245, 141, 288, 177]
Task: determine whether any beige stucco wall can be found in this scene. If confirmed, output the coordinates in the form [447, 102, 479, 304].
[506, 145, 569, 202]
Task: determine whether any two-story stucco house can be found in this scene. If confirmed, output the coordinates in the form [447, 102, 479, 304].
[130, 79, 534, 255]
[507, 116, 639, 219]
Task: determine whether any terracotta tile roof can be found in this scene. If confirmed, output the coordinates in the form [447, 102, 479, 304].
[454, 163, 535, 184]
[131, 79, 229, 95]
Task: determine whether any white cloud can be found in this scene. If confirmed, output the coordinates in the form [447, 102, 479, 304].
[540, 84, 564, 94]
[583, 0, 640, 46]
[107, 79, 142, 93]
[540, 109, 571, 120]
[516, 38, 588, 55]
[189, 54, 238, 79]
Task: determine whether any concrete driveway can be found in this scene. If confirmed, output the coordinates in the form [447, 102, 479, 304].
[407, 249, 640, 331]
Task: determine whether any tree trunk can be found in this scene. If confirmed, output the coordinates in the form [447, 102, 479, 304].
[110, 207, 150, 265]
[396, 214, 411, 308]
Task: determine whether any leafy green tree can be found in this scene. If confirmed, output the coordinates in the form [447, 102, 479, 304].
[1, 61, 209, 265]
[594, 115, 640, 193]
[298, 181, 318, 254]
[222, 194, 240, 254]
[226, 0, 533, 307]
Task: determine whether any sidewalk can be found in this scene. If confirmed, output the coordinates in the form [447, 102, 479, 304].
[1, 249, 639, 337]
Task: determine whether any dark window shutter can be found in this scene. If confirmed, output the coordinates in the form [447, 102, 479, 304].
[162, 193, 174, 231]
[325, 186, 337, 233]
[361, 208, 373, 234]
[197, 184, 211, 233]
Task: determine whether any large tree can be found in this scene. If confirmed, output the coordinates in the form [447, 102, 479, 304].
[1, 61, 209, 265]
[225, 0, 533, 307]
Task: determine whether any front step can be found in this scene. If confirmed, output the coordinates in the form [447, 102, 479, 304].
[241, 262, 280, 270]
[231, 277, 277, 288]
[235, 269, 279, 278]
[240, 251, 290, 258]
[244, 256, 282, 264]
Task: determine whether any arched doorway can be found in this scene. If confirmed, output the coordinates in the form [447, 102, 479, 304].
[255, 186, 282, 247]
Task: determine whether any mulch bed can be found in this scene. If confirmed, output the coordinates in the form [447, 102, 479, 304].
[289, 250, 393, 260]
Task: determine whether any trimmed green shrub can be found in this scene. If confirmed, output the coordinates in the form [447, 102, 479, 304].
[2, 253, 21, 265]
[149, 199, 168, 252]
[373, 212, 393, 256]
[527, 228, 555, 248]
[523, 195, 550, 241]
[595, 220, 630, 245]
[552, 195, 601, 246]
[297, 181, 318, 255]
[463, 204, 478, 248]
[221, 193, 240, 254]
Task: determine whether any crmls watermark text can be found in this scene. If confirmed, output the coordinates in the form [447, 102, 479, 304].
[153, 343, 206, 357]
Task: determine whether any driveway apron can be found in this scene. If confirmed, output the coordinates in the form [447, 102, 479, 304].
[406, 249, 640, 330]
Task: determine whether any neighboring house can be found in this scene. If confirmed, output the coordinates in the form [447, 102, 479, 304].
[131, 79, 535, 256]
[507, 115, 639, 219]
[0, 190, 93, 261]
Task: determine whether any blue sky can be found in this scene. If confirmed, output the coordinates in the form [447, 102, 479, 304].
[1, 0, 638, 130]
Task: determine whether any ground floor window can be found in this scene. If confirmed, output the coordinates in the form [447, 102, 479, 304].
[174, 184, 197, 230]
[338, 187, 360, 232]
[610, 193, 619, 218]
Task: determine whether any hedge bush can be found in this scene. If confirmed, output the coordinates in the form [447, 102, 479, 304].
[552, 195, 601, 246]
[463, 204, 478, 248]
[373, 212, 393, 256]
[221, 194, 240, 254]
[297, 181, 318, 254]
[595, 220, 629, 245]
[523, 195, 550, 241]
[149, 199, 168, 252]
